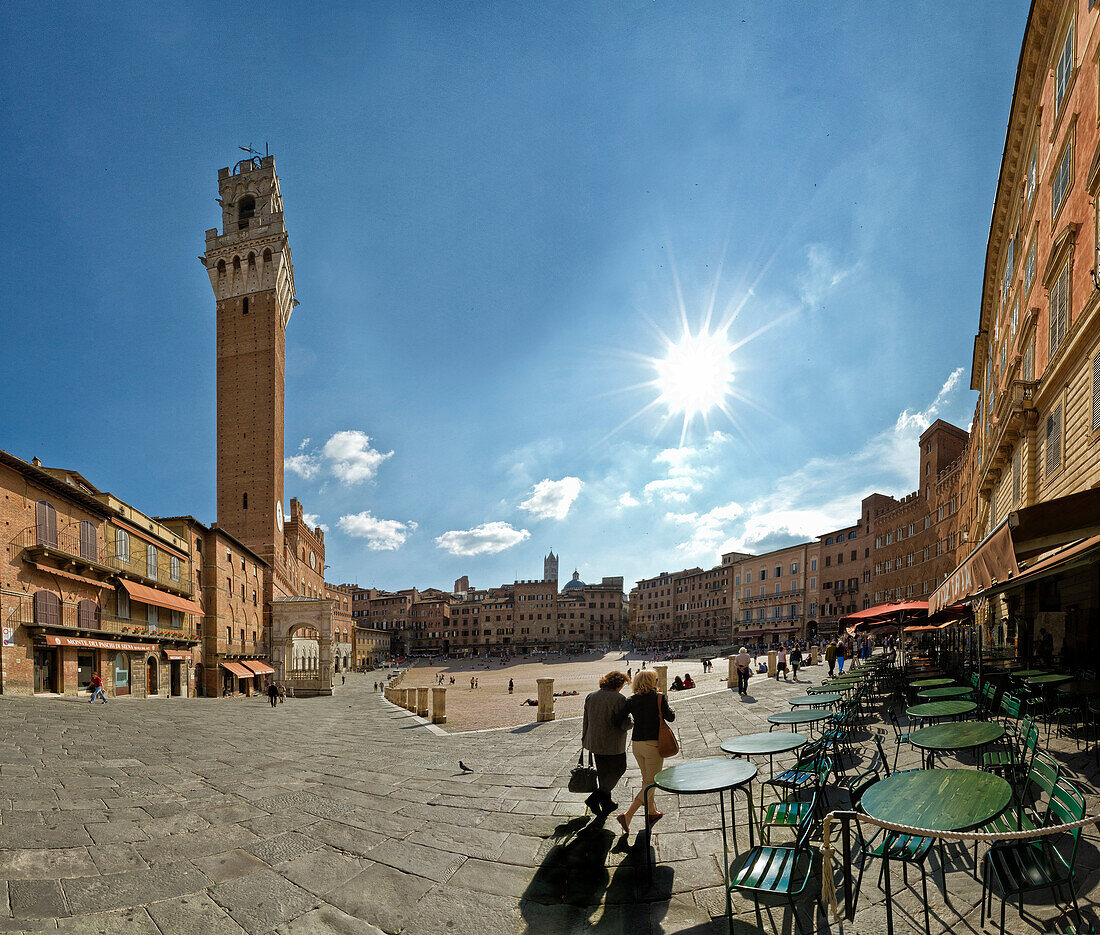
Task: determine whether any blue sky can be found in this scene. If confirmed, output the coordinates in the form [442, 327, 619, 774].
[1, 1, 1027, 591]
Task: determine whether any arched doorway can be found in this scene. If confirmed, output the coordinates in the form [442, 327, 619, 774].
[113, 653, 130, 696]
[146, 657, 158, 695]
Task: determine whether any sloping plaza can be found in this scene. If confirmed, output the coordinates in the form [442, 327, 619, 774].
[1, 659, 1098, 935]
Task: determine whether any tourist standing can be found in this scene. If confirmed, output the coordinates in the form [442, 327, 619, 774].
[790, 646, 802, 681]
[88, 672, 107, 704]
[617, 670, 675, 833]
[775, 646, 788, 681]
[508, 678, 514, 694]
[580, 670, 631, 818]
[734, 647, 751, 695]
[825, 641, 837, 677]
[278, 683, 286, 704]
[267, 680, 279, 708]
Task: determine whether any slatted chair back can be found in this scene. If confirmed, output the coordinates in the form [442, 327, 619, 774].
[871, 733, 892, 777]
[1027, 750, 1060, 806]
[1020, 719, 1040, 761]
[1046, 779, 1086, 870]
[1000, 692, 1022, 722]
[885, 707, 905, 743]
[794, 791, 819, 852]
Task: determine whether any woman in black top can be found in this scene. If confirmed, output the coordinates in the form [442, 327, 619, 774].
[617, 669, 674, 833]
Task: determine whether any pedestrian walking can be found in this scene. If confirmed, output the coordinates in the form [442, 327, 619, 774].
[341, 674, 346, 685]
[580, 670, 631, 818]
[278, 683, 286, 704]
[88, 672, 107, 704]
[267, 680, 279, 708]
[790, 646, 802, 681]
[837, 640, 847, 674]
[775, 647, 788, 681]
[508, 679, 514, 694]
[825, 641, 837, 677]
[734, 647, 752, 695]
[617, 670, 674, 833]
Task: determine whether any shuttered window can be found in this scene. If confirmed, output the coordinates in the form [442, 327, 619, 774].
[33, 590, 60, 627]
[1024, 340, 1034, 380]
[1046, 404, 1062, 475]
[79, 521, 97, 561]
[35, 500, 58, 547]
[115, 529, 130, 562]
[1052, 144, 1073, 223]
[117, 589, 130, 620]
[1055, 20, 1074, 113]
[77, 599, 100, 630]
[146, 544, 157, 579]
[1093, 353, 1100, 432]
[1024, 243, 1035, 299]
[1049, 264, 1069, 360]
[1012, 446, 1022, 502]
[148, 605, 158, 628]
[170, 555, 180, 582]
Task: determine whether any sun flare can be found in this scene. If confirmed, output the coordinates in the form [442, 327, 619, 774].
[654, 326, 735, 422]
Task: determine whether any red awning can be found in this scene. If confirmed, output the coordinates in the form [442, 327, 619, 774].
[928, 520, 1018, 614]
[219, 661, 252, 679]
[117, 578, 203, 616]
[903, 620, 956, 634]
[163, 650, 191, 661]
[842, 600, 928, 624]
[26, 562, 114, 589]
[240, 660, 274, 675]
[40, 634, 155, 652]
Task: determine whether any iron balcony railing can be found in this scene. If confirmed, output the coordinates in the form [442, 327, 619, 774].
[10, 597, 194, 641]
[15, 526, 114, 575]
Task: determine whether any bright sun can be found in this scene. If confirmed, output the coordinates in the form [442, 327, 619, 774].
[654, 325, 735, 423]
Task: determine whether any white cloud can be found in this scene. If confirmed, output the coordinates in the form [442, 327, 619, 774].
[618, 492, 640, 508]
[435, 522, 530, 556]
[301, 512, 329, 533]
[337, 511, 417, 551]
[284, 453, 321, 479]
[666, 501, 745, 556]
[323, 431, 394, 484]
[519, 477, 583, 520]
[798, 243, 860, 308]
[642, 432, 730, 503]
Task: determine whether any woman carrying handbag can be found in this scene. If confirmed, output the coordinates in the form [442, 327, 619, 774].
[617, 670, 676, 834]
[579, 670, 631, 817]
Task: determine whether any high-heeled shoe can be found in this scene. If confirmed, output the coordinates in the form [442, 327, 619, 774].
[647, 811, 664, 824]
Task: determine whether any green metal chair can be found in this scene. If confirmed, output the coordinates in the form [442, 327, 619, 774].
[980, 717, 1038, 787]
[974, 748, 1059, 864]
[884, 708, 910, 772]
[730, 791, 821, 935]
[980, 779, 1086, 935]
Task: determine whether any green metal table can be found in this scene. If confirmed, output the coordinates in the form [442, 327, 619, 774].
[790, 693, 840, 708]
[647, 757, 758, 923]
[1026, 673, 1071, 687]
[857, 768, 1012, 933]
[1059, 679, 1100, 696]
[908, 720, 1004, 768]
[911, 677, 953, 688]
[767, 710, 834, 733]
[917, 686, 972, 701]
[720, 730, 806, 785]
[1012, 669, 1047, 678]
[905, 699, 977, 722]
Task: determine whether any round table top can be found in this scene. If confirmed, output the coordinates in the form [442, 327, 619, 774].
[911, 678, 954, 688]
[790, 693, 840, 706]
[909, 720, 1004, 752]
[767, 710, 834, 726]
[860, 768, 1012, 832]
[1012, 669, 1047, 678]
[655, 757, 757, 794]
[1059, 680, 1100, 696]
[917, 686, 973, 700]
[905, 699, 978, 720]
[1027, 673, 1071, 686]
[720, 731, 807, 757]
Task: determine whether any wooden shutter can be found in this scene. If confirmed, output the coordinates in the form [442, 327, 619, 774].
[1046, 404, 1062, 475]
[1012, 447, 1021, 502]
[1093, 353, 1100, 432]
[35, 500, 57, 547]
[80, 521, 97, 561]
[78, 600, 100, 630]
[33, 590, 60, 627]
[1049, 266, 1068, 359]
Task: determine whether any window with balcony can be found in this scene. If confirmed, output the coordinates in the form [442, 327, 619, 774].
[117, 589, 129, 619]
[115, 529, 130, 563]
[146, 545, 157, 580]
[170, 555, 180, 582]
[80, 520, 97, 561]
[33, 590, 60, 627]
[1049, 262, 1069, 360]
[35, 500, 58, 547]
[1051, 141, 1073, 224]
[77, 599, 100, 630]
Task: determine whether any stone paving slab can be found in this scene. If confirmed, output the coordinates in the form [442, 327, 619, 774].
[1, 665, 1099, 933]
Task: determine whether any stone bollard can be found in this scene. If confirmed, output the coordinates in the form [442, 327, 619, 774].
[384, 687, 393, 702]
[727, 656, 736, 689]
[536, 677, 555, 722]
[654, 664, 668, 695]
[432, 687, 447, 724]
[812, 646, 819, 666]
[767, 650, 777, 679]
[416, 686, 429, 718]
[402, 688, 415, 711]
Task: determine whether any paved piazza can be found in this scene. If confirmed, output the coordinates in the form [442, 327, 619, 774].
[1, 666, 1098, 934]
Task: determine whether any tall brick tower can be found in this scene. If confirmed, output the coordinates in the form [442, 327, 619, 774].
[204, 155, 297, 602]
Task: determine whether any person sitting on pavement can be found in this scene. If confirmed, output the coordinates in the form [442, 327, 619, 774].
[682, 674, 695, 689]
[670, 676, 685, 691]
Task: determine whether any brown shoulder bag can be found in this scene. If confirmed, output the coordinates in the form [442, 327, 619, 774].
[655, 691, 678, 757]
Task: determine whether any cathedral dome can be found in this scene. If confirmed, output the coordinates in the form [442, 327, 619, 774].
[562, 570, 585, 591]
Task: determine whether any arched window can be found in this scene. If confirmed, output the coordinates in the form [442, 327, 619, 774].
[79, 520, 97, 561]
[115, 528, 130, 562]
[217, 259, 226, 276]
[263, 248, 272, 263]
[170, 555, 180, 581]
[35, 500, 58, 547]
[77, 599, 100, 630]
[33, 590, 60, 627]
[247, 251, 256, 267]
[232, 255, 241, 272]
[146, 544, 158, 579]
[237, 196, 255, 229]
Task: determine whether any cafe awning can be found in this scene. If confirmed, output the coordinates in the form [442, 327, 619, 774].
[842, 601, 928, 629]
[241, 660, 275, 675]
[928, 519, 1019, 614]
[1008, 488, 1100, 559]
[903, 620, 957, 634]
[163, 650, 191, 661]
[219, 661, 253, 679]
[117, 578, 204, 616]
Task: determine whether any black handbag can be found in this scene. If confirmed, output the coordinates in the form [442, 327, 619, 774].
[568, 749, 598, 794]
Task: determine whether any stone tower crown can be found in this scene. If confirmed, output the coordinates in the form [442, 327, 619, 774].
[203, 155, 297, 327]
[544, 549, 559, 583]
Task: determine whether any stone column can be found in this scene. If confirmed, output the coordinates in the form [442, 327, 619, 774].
[432, 687, 447, 724]
[536, 677, 555, 722]
[404, 688, 416, 711]
[812, 646, 819, 666]
[416, 686, 429, 717]
[727, 656, 737, 688]
[654, 664, 668, 695]
[767, 650, 777, 678]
